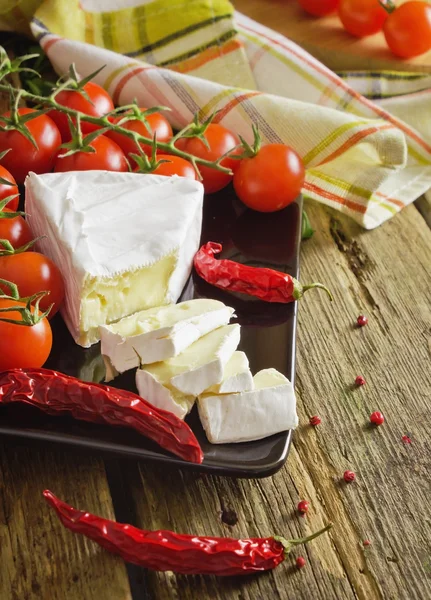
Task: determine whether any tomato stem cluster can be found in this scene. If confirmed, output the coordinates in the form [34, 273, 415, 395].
[0, 48, 242, 177]
[0, 277, 52, 325]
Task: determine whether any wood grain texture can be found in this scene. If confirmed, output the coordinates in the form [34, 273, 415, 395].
[233, 0, 431, 73]
[0, 444, 131, 600]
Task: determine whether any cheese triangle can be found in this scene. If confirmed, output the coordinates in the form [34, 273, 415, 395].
[25, 171, 204, 347]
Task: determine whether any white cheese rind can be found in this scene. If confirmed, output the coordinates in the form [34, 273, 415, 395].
[25, 171, 204, 347]
[99, 299, 234, 380]
[204, 351, 253, 394]
[135, 369, 194, 420]
[198, 368, 298, 444]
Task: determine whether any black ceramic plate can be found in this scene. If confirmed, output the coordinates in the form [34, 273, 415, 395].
[0, 186, 302, 478]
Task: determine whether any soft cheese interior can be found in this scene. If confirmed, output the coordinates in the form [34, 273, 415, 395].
[25, 171, 204, 347]
[138, 324, 241, 397]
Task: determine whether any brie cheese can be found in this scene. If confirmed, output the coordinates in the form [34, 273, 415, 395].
[136, 369, 195, 420]
[136, 346, 250, 420]
[198, 368, 298, 444]
[204, 351, 253, 395]
[25, 171, 204, 347]
[100, 299, 234, 381]
[136, 322, 240, 405]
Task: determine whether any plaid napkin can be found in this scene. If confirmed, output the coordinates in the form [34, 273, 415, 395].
[2, 0, 430, 228]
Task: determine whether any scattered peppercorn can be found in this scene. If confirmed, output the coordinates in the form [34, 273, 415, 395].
[343, 470, 356, 483]
[309, 415, 321, 426]
[357, 315, 368, 327]
[370, 411, 385, 426]
[355, 375, 366, 386]
[363, 540, 371, 547]
[402, 435, 412, 445]
[297, 501, 309, 514]
[296, 556, 306, 569]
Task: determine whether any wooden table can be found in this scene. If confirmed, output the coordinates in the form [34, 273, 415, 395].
[1, 4, 431, 600]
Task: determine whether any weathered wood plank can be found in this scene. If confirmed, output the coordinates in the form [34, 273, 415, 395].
[119, 198, 431, 600]
[0, 444, 132, 600]
[294, 199, 431, 600]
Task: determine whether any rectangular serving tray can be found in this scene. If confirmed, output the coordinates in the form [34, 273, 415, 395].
[0, 186, 302, 478]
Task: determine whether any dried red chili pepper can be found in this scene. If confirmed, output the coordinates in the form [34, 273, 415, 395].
[0, 368, 203, 464]
[194, 242, 332, 303]
[44, 490, 332, 576]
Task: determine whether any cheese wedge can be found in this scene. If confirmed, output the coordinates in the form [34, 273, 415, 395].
[204, 351, 253, 395]
[198, 368, 298, 444]
[100, 299, 234, 381]
[135, 370, 195, 420]
[136, 343, 249, 420]
[25, 171, 204, 347]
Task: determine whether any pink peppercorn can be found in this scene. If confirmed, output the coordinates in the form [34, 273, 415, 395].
[297, 500, 309, 514]
[355, 375, 366, 386]
[357, 315, 368, 327]
[370, 411, 385, 426]
[402, 435, 412, 444]
[343, 470, 356, 483]
[309, 415, 321, 426]
[363, 540, 371, 547]
[296, 556, 306, 569]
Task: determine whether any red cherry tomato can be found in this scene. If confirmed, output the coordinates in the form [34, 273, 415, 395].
[107, 110, 173, 165]
[135, 155, 197, 179]
[0, 298, 52, 369]
[233, 144, 305, 213]
[383, 2, 431, 58]
[175, 124, 241, 194]
[54, 135, 128, 173]
[338, 0, 388, 37]
[298, 0, 340, 17]
[0, 252, 65, 317]
[0, 163, 19, 210]
[0, 209, 33, 249]
[48, 81, 114, 141]
[0, 109, 61, 184]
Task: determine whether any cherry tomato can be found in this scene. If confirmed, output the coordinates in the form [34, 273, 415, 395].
[135, 155, 197, 179]
[54, 135, 128, 173]
[298, 0, 340, 17]
[383, 2, 431, 58]
[0, 209, 33, 249]
[0, 164, 19, 210]
[107, 109, 173, 165]
[338, 0, 388, 37]
[175, 124, 241, 194]
[0, 109, 61, 184]
[48, 81, 114, 141]
[233, 144, 305, 213]
[0, 298, 52, 369]
[0, 252, 65, 317]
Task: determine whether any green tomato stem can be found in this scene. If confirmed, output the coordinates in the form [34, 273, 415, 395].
[0, 79, 234, 175]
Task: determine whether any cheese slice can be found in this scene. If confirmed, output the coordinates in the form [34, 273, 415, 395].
[100, 299, 234, 381]
[198, 368, 298, 444]
[204, 351, 253, 395]
[136, 342, 248, 420]
[136, 370, 195, 420]
[136, 320, 240, 397]
[25, 171, 204, 347]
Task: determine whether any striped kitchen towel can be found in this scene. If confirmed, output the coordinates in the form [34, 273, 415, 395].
[2, 0, 431, 228]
